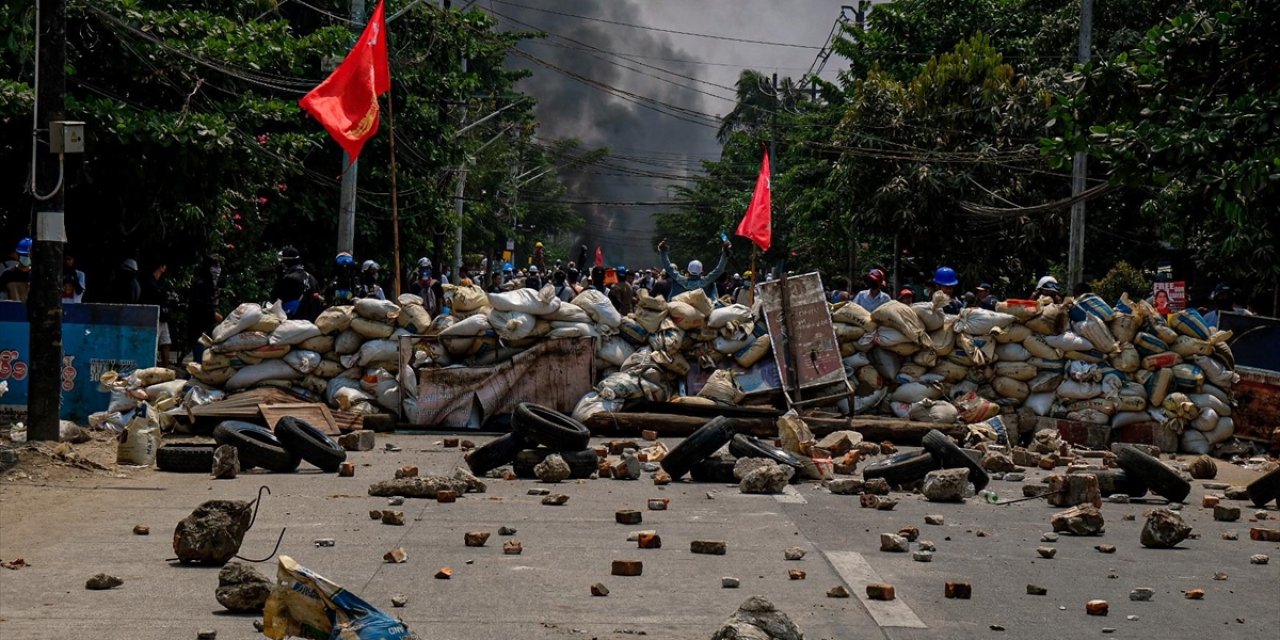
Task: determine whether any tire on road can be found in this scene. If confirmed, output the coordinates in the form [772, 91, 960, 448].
[1246, 466, 1280, 507]
[212, 421, 300, 473]
[921, 429, 990, 491]
[862, 451, 941, 486]
[690, 457, 737, 483]
[1113, 444, 1191, 503]
[156, 443, 216, 473]
[465, 432, 531, 475]
[512, 403, 591, 450]
[661, 416, 736, 480]
[274, 416, 347, 472]
[1073, 468, 1148, 498]
[512, 448, 600, 479]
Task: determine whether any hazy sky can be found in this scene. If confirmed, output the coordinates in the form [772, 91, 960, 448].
[481, 0, 864, 267]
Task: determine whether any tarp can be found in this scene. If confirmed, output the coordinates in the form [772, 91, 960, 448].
[405, 337, 595, 428]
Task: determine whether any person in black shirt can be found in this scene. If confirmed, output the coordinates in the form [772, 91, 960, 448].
[186, 255, 222, 363]
[272, 246, 322, 320]
[141, 260, 178, 365]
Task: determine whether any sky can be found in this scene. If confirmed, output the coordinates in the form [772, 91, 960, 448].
[479, 0, 865, 268]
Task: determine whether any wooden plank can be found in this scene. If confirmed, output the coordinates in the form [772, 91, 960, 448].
[259, 403, 340, 436]
[187, 387, 303, 419]
[331, 410, 365, 433]
[582, 412, 961, 444]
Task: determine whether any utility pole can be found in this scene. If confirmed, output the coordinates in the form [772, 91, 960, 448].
[336, 0, 366, 256]
[28, 0, 68, 441]
[1067, 0, 1092, 288]
[451, 54, 468, 276]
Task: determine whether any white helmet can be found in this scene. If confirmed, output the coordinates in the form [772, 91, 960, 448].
[1035, 275, 1058, 290]
[687, 259, 703, 276]
[528, 265, 539, 273]
[362, 260, 380, 272]
[417, 257, 431, 268]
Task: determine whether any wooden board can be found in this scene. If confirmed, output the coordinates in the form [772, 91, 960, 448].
[756, 272, 845, 406]
[259, 403, 340, 436]
[582, 412, 962, 444]
[187, 387, 305, 419]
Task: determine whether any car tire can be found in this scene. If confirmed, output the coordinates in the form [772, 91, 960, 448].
[690, 456, 737, 483]
[728, 434, 805, 475]
[862, 451, 941, 486]
[1246, 466, 1280, 508]
[512, 448, 600, 479]
[465, 432, 532, 475]
[156, 443, 217, 473]
[212, 421, 300, 473]
[922, 429, 990, 490]
[660, 416, 736, 480]
[1073, 468, 1148, 498]
[273, 416, 347, 473]
[512, 403, 591, 450]
[1114, 444, 1191, 503]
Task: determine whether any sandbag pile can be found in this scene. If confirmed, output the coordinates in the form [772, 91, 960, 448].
[186, 296, 434, 418]
[828, 291, 1240, 454]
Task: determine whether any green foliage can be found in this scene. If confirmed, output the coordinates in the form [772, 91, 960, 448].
[1090, 260, 1149, 303]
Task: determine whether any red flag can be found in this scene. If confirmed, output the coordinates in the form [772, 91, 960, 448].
[299, 0, 391, 163]
[735, 150, 772, 251]
[594, 247, 604, 267]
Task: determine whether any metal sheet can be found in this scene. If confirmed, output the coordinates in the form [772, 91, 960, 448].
[756, 272, 843, 392]
[406, 337, 595, 429]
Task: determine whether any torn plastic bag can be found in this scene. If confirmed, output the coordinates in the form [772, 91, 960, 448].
[263, 555, 418, 640]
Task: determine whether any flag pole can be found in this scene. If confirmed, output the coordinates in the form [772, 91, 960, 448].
[748, 245, 757, 305]
[387, 90, 402, 298]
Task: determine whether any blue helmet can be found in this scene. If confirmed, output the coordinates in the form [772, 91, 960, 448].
[933, 266, 959, 287]
[335, 252, 355, 267]
[15, 237, 32, 255]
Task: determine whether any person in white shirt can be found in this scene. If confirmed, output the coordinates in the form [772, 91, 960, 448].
[852, 268, 891, 312]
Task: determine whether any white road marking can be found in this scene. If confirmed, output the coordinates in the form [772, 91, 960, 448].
[823, 550, 928, 629]
[774, 485, 807, 504]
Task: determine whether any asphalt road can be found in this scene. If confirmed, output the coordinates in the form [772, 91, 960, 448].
[1, 434, 1276, 640]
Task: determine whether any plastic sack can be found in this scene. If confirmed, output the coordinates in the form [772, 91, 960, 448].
[1022, 335, 1061, 360]
[144, 378, 187, 403]
[994, 323, 1031, 344]
[446, 284, 488, 312]
[1028, 371, 1064, 393]
[572, 391, 624, 422]
[831, 301, 875, 329]
[252, 300, 288, 333]
[1133, 332, 1169, 357]
[673, 289, 715, 318]
[890, 381, 943, 404]
[834, 323, 866, 343]
[440, 314, 490, 337]
[211, 303, 263, 343]
[911, 291, 947, 332]
[547, 322, 597, 339]
[907, 398, 959, 424]
[1025, 304, 1066, 335]
[116, 405, 159, 466]
[1169, 335, 1213, 358]
[1025, 392, 1056, 416]
[1191, 355, 1238, 388]
[1044, 331, 1094, 352]
[996, 299, 1041, 321]
[698, 369, 744, 404]
[954, 391, 1000, 423]
[1073, 293, 1115, 321]
[953, 308, 1017, 336]
[930, 320, 956, 356]
[227, 360, 303, 390]
[1180, 429, 1211, 455]
[994, 361, 1037, 382]
[283, 349, 322, 374]
[1108, 314, 1139, 344]
[349, 317, 394, 340]
[1144, 368, 1175, 406]
[187, 362, 235, 386]
[733, 335, 771, 368]
[571, 289, 622, 329]
[995, 342, 1031, 362]
[1141, 351, 1182, 370]
[1073, 313, 1118, 354]
[299, 335, 335, 354]
[872, 301, 932, 348]
[597, 335, 635, 368]
[992, 376, 1030, 401]
[1172, 363, 1204, 391]
[352, 339, 397, 368]
[1057, 379, 1102, 400]
[397, 298, 432, 333]
[263, 555, 417, 640]
[270, 320, 323, 346]
[545, 302, 591, 324]
[777, 410, 815, 455]
[489, 309, 537, 341]
[1109, 344, 1140, 373]
[1169, 309, 1212, 339]
[1206, 416, 1234, 445]
[488, 287, 559, 315]
[212, 331, 269, 354]
[666, 301, 706, 331]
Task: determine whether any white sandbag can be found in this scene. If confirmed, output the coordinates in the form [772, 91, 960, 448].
[572, 391, 624, 422]
[930, 360, 969, 384]
[295, 335, 332, 354]
[1180, 429, 1211, 454]
[874, 326, 913, 348]
[994, 323, 1031, 344]
[1025, 392, 1056, 416]
[354, 339, 397, 367]
[666, 301, 705, 331]
[911, 297, 945, 332]
[211, 331, 270, 354]
[994, 361, 1037, 381]
[992, 377, 1030, 401]
[351, 297, 399, 322]
[842, 352, 870, 371]
[1109, 344, 1140, 373]
[834, 323, 866, 343]
[544, 302, 591, 324]
[734, 334, 771, 368]
[547, 323, 598, 339]
[489, 308, 537, 341]
[349, 316, 394, 339]
[1191, 355, 1238, 388]
[1073, 313, 1118, 354]
[1109, 314, 1139, 344]
[245, 343, 290, 360]
[995, 342, 1031, 362]
[226, 360, 303, 391]
[869, 348, 901, 382]
[440, 314, 490, 337]
[831, 301, 876, 329]
[911, 349, 938, 368]
[1028, 371, 1064, 393]
[891, 381, 943, 404]
[953, 308, 1017, 336]
[1067, 360, 1100, 382]
[708, 304, 753, 329]
[1191, 407, 1220, 432]
[1057, 379, 1103, 400]
[312, 359, 344, 379]
[647, 320, 685, 354]
[445, 284, 488, 312]
[569, 289, 622, 329]
[332, 329, 362, 355]
[488, 287, 559, 315]
[1111, 410, 1153, 428]
[673, 289, 714, 318]
[872, 301, 931, 348]
[116, 409, 160, 466]
[930, 318, 957, 356]
[397, 300, 432, 333]
[1025, 303, 1067, 335]
[284, 349, 322, 374]
[1206, 416, 1234, 445]
[144, 379, 187, 403]
[212, 303, 263, 343]
[187, 362, 235, 386]
[907, 398, 959, 424]
[314, 306, 353, 334]
[1044, 331, 1095, 352]
[597, 335, 635, 368]
[714, 334, 753, 355]
[270, 319, 322, 346]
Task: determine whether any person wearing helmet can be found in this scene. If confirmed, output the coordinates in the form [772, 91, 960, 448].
[656, 237, 730, 298]
[931, 266, 964, 314]
[104, 258, 141, 305]
[272, 246, 323, 319]
[608, 266, 636, 314]
[327, 252, 359, 305]
[1032, 275, 1063, 304]
[141, 259, 180, 365]
[524, 264, 543, 290]
[898, 287, 915, 304]
[0, 237, 34, 302]
[853, 268, 891, 312]
[357, 259, 387, 300]
[975, 282, 998, 310]
[409, 257, 442, 315]
[1203, 283, 1252, 328]
[531, 241, 546, 273]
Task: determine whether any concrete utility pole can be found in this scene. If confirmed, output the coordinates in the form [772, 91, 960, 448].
[1067, 0, 1092, 289]
[28, 0, 68, 441]
[336, 0, 366, 256]
[452, 54, 468, 276]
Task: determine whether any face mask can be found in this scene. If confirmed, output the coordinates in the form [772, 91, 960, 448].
[210, 266, 222, 279]
[18, 256, 31, 267]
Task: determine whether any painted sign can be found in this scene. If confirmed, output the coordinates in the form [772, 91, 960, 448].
[1152, 281, 1186, 314]
[756, 272, 843, 391]
[0, 303, 158, 422]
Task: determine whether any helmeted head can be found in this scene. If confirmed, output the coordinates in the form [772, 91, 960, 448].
[336, 252, 355, 268]
[121, 258, 139, 273]
[898, 288, 914, 302]
[535, 241, 544, 248]
[687, 259, 703, 276]
[1036, 275, 1058, 291]
[528, 265, 539, 274]
[932, 266, 959, 287]
[16, 237, 33, 256]
[867, 268, 886, 288]
[361, 259, 380, 273]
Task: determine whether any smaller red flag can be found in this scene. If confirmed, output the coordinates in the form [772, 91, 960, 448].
[736, 150, 772, 251]
[594, 247, 604, 267]
[299, 0, 391, 163]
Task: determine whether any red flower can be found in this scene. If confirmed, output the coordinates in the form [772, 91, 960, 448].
[276, 182, 288, 192]
[257, 197, 268, 205]
[257, 134, 269, 145]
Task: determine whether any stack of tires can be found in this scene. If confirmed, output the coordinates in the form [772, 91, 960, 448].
[466, 403, 596, 478]
[155, 417, 347, 474]
[659, 416, 806, 483]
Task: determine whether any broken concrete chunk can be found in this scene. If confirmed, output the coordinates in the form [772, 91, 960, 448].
[827, 585, 851, 598]
[368, 476, 469, 499]
[647, 498, 669, 511]
[863, 478, 890, 495]
[85, 573, 123, 590]
[498, 526, 517, 535]
[733, 457, 774, 481]
[912, 550, 933, 563]
[451, 466, 486, 493]
[391, 594, 408, 607]
[1027, 584, 1047, 596]
[1184, 588, 1205, 600]
[611, 560, 643, 576]
[434, 567, 452, 579]
[710, 596, 804, 640]
[616, 509, 643, 525]
[866, 583, 895, 601]
[816, 430, 864, 456]
[211, 445, 239, 479]
[384, 547, 408, 563]
[172, 500, 253, 565]
[1213, 505, 1241, 522]
[924, 515, 945, 526]
[880, 533, 910, 553]
[739, 463, 794, 495]
[1249, 527, 1280, 542]
[436, 490, 457, 503]
[338, 462, 355, 477]
[132, 524, 150, 536]
[981, 451, 1017, 473]
[1249, 554, 1269, 565]
[535, 454, 571, 483]
[691, 540, 727, 555]
[638, 532, 662, 549]
[381, 510, 406, 526]
[944, 582, 971, 599]
[722, 576, 740, 588]
[827, 478, 863, 495]
[783, 546, 806, 561]
[541, 494, 570, 506]
[1050, 505, 1105, 536]
[1095, 544, 1117, 554]
[503, 539, 523, 555]
[1129, 588, 1154, 601]
[215, 562, 270, 612]
[922, 468, 970, 503]
[591, 582, 610, 596]
[613, 452, 642, 480]
[787, 569, 806, 580]
[1046, 473, 1102, 508]
[394, 465, 419, 479]
[898, 526, 919, 542]
[1140, 509, 1191, 548]
[337, 430, 376, 451]
[1037, 547, 1057, 559]
[463, 531, 490, 547]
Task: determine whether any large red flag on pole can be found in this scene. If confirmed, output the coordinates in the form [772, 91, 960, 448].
[299, 0, 390, 163]
[736, 150, 772, 251]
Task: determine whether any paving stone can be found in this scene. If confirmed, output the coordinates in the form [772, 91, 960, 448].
[721, 577, 740, 588]
[503, 539, 522, 555]
[1086, 600, 1109, 615]
[866, 583, 895, 601]
[611, 560, 643, 576]
[692, 540, 727, 555]
[827, 585, 851, 598]
[383, 547, 407, 563]
[944, 582, 972, 599]
[591, 582, 610, 596]
[464, 531, 491, 547]
[924, 514, 945, 526]
[783, 546, 806, 561]
[880, 533, 909, 553]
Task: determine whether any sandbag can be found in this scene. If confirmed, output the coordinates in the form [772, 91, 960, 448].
[1022, 335, 1061, 360]
[930, 360, 968, 384]
[314, 306, 354, 335]
[1169, 309, 1212, 339]
[1144, 368, 1175, 406]
[731, 335, 770, 368]
[930, 318, 957, 356]
[543, 301, 590, 324]
[597, 335, 635, 368]
[673, 288, 715, 318]
[353, 339, 397, 368]
[313, 359, 344, 379]
[869, 348, 901, 382]
[546, 323, 596, 339]
[270, 320, 322, 346]
[871, 301, 931, 348]
[995, 342, 1031, 362]
[953, 308, 1017, 336]
[1025, 392, 1056, 416]
[489, 309, 537, 341]
[440, 314, 489, 337]
[187, 362, 235, 386]
[1180, 429, 1211, 455]
[907, 398, 959, 424]
[707, 304, 752, 329]
[1111, 410, 1152, 428]
[1025, 304, 1066, 335]
[283, 349, 322, 374]
[447, 284, 489, 312]
[831, 302, 875, 330]
[212, 331, 269, 354]
[1057, 379, 1102, 400]
[713, 334, 752, 355]
[992, 376, 1030, 401]
[993, 361, 1037, 382]
[697, 369, 744, 404]
[996, 299, 1041, 321]
[1028, 357, 1066, 371]
[1109, 344, 1140, 373]
[1170, 335, 1213, 358]
[212, 303, 263, 343]
[1028, 371, 1063, 393]
[1206, 416, 1234, 445]
[488, 287, 559, 315]
[1108, 314, 1138, 344]
[1141, 352, 1182, 370]
[911, 293, 946, 332]
[1073, 293, 1115, 321]
[994, 323, 1031, 344]
[1073, 313, 1118, 354]
[1191, 355, 1238, 388]
[226, 360, 303, 391]
[334, 329, 364, 355]
[1191, 407, 1220, 432]
[1044, 331, 1094, 352]
[572, 391, 624, 422]
[572, 289, 622, 329]
[666, 301, 705, 331]
[397, 301, 431, 333]
[834, 322, 866, 343]
[954, 391, 999, 423]
[890, 381, 943, 404]
[1133, 332, 1169, 357]
[1172, 363, 1204, 391]
[351, 316, 395, 339]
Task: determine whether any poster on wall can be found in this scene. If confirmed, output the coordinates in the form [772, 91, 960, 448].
[1152, 281, 1186, 315]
